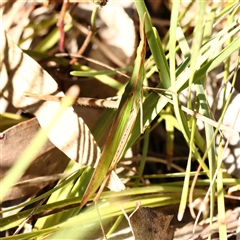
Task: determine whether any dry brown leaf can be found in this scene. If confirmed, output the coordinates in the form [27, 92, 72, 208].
[129, 203, 174, 240]
[0, 118, 70, 201]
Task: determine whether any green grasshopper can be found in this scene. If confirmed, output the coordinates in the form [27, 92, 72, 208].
[80, 14, 147, 208]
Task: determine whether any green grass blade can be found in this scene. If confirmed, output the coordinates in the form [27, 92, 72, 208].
[133, 0, 170, 88]
[71, 67, 129, 77]
[178, 0, 208, 221]
[134, 128, 150, 187]
[0, 166, 84, 215]
[217, 139, 227, 240]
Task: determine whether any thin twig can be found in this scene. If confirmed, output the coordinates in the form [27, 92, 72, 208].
[24, 92, 118, 109]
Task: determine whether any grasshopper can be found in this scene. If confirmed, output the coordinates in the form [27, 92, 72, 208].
[80, 14, 147, 207]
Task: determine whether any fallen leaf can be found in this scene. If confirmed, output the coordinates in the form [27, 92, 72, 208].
[129, 203, 174, 240]
[0, 118, 70, 201]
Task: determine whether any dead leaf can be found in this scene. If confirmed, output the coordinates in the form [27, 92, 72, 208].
[0, 118, 70, 201]
[129, 203, 174, 240]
